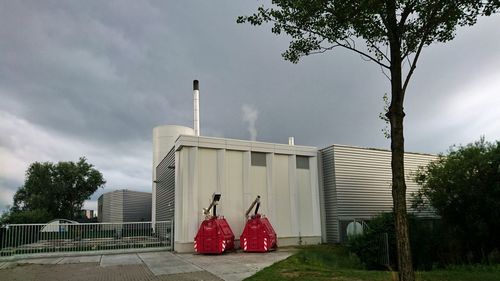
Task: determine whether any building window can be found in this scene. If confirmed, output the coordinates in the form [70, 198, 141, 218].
[251, 152, 266, 166]
[296, 156, 310, 169]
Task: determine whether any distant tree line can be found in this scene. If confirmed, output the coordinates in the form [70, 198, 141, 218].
[1, 157, 105, 224]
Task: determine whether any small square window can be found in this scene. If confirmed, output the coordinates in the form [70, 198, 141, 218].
[296, 156, 310, 169]
[251, 152, 266, 166]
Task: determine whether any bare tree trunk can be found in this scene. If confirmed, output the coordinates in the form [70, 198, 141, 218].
[388, 45, 415, 281]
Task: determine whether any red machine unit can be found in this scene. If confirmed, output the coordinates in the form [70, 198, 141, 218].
[194, 193, 235, 254]
[240, 196, 277, 252]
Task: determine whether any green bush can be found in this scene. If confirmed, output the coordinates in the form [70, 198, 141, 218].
[409, 218, 445, 270]
[347, 212, 444, 270]
[414, 139, 500, 263]
[347, 213, 397, 270]
[0, 209, 52, 224]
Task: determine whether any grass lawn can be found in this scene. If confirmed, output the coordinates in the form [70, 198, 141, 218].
[245, 245, 500, 281]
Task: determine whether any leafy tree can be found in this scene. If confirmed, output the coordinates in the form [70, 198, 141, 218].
[4, 157, 105, 223]
[414, 138, 500, 262]
[238, 1, 499, 280]
[0, 209, 52, 224]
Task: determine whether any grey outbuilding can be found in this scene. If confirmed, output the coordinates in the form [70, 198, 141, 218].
[98, 190, 152, 223]
[319, 144, 437, 243]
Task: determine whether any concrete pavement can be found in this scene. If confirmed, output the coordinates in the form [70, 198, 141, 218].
[0, 250, 293, 281]
[179, 251, 292, 281]
[138, 252, 203, 275]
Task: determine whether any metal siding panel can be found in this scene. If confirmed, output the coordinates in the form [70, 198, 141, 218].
[109, 191, 123, 222]
[156, 147, 176, 223]
[320, 146, 339, 243]
[332, 146, 437, 220]
[123, 191, 152, 222]
[97, 195, 103, 222]
[104, 193, 112, 222]
[320, 145, 437, 243]
[98, 190, 151, 223]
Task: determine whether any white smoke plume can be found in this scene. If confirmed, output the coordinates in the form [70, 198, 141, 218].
[242, 104, 258, 141]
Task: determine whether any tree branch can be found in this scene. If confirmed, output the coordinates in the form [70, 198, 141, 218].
[402, 5, 440, 95]
[308, 44, 342, 55]
[334, 40, 391, 69]
[267, 18, 391, 69]
[399, 1, 415, 28]
[381, 64, 391, 81]
[309, 42, 391, 71]
[367, 39, 390, 62]
[402, 38, 424, 94]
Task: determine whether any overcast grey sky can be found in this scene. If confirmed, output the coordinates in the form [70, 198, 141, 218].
[1, 0, 499, 212]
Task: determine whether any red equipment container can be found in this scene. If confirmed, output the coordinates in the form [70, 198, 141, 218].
[194, 217, 235, 254]
[240, 196, 277, 252]
[194, 193, 235, 254]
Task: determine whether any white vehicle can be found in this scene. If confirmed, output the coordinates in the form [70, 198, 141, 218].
[40, 219, 79, 232]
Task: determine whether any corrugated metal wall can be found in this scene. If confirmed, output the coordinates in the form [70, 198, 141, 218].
[320, 146, 340, 243]
[108, 191, 124, 222]
[155, 147, 175, 222]
[98, 196, 104, 222]
[98, 190, 151, 222]
[320, 145, 437, 243]
[123, 191, 152, 221]
[98, 191, 123, 222]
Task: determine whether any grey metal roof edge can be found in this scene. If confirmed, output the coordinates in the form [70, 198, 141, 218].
[174, 135, 318, 155]
[100, 189, 152, 195]
[319, 143, 437, 157]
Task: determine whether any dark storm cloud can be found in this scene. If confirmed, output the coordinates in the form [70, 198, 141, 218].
[1, 0, 499, 211]
[0, 1, 191, 142]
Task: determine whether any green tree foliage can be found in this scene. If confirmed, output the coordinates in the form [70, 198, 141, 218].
[2, 157, 105, 224]
[238, 2, 499, 280]
[414, 139, 500, 262]
[0, 209, 52, 224]
[348, 213, 445, 270]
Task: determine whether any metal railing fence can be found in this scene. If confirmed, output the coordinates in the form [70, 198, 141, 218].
[0, 221, 172, 259]
[377, 232, 390, 268]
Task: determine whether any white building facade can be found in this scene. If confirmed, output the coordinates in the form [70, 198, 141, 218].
[154, 135, 322, 253]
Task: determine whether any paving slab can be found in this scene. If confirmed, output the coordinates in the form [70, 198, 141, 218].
[0, 262, 223, 281]
[0, 262, 15, 270]
[0, 249, 293, 281]
[99, 253, 142, 267]
[58, 255, 101, 264]
[0, 258, 63, 269]
[1, 262, 19, 270]
[221, 272, 255, 281]
[16, 257, 63, 265]
[178, 251, 293, 281]
[138, 251, 202, 276]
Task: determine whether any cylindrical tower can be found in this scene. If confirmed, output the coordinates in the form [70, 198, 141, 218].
[153, 125, 194, 169]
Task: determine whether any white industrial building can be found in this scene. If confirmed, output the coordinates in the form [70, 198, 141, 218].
[152, 80, 437, 252]
[154, 133, 321, 252]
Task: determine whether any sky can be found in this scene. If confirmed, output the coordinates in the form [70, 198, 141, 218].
[1, 1, 499, 213]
